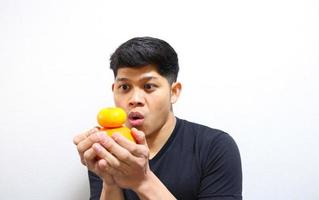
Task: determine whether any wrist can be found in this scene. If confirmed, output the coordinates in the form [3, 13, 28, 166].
[134, 170, 154, 194]
[100, 182, 124, 200]
[103, 181, 120, 191]
[134, 171, 176, 200]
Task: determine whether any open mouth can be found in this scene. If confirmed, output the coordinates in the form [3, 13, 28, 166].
[128, 112, 145, 126]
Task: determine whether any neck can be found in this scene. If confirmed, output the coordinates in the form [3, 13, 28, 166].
[146, 112, 176, 159]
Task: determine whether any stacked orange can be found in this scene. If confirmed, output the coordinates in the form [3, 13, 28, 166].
[97, 107, 135, 143]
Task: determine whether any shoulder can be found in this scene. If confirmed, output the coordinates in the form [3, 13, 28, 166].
[176, 117, 241, 170]
[177, 118, 233, 145]
[177, 118, 242, 198]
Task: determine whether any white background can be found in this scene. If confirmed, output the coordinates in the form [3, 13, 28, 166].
[0, 0, 318, 199]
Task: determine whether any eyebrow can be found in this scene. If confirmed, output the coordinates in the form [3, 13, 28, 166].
[115, 76, 159, 82]
[115, 77, 129, 82]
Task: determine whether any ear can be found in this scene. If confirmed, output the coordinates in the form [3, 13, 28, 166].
[170, 82, 182, 104]
[112, 83, 115, 92]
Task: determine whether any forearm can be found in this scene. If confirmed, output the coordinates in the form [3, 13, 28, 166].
[135, 171, 176, 200]
[100, 183, 124, 200]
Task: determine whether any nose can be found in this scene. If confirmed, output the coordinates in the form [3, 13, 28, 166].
[129, 88, 145, 107]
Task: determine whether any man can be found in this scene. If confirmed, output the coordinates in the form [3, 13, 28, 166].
[73, 37, 242, 200]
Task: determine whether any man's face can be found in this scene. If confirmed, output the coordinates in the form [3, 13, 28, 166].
[112, 65, 178, 137]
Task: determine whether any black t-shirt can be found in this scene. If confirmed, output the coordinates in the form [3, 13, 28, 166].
[88, 117, 242, 200]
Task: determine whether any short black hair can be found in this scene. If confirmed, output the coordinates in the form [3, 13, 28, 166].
[110, 37, 179, 83]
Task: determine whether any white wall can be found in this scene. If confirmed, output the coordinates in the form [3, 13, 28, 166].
[1, 0, 318, 199]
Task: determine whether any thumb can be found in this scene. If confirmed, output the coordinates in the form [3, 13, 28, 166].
[131, 128, 148, 146]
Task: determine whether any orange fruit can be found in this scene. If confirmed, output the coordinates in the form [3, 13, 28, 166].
[97, 107, 136, 143]
[102, 126, 135, 143]
[97, 107, 127, 128]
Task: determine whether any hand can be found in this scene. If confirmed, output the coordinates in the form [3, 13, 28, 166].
[92, 128, 151, 190]
[73, 127, 116, 186]
[73, 127, 100, 166]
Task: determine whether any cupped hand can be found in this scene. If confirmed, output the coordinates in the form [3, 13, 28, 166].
[92, 128, 151, 190]
[73, 127, 116, 186]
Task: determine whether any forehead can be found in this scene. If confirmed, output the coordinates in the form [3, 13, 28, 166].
[115, 65, 163, 81]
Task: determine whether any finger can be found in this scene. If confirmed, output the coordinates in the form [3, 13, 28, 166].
[77, 131, 104, 152]
[98, 158, 107, 169]
[97, 160, 116, 185]
[111, 133, 135, 150]
[74, 128, 99, 166]
[131, 128, 148, 147]
[97, 159, 118, 176]
[112, 133, 148, 158]
[73, 127, 100, 145]
[83, 148, 97, 168]
[92, 143, 122, 168]
[98, 133, 133, 163]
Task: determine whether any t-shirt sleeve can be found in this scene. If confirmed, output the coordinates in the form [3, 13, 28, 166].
[88, 170, 103, 200]
[198, 132, 242, 200]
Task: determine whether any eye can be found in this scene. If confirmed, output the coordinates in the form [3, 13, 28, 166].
[144, 83, 157, 91]
[119, 84, 130, 92]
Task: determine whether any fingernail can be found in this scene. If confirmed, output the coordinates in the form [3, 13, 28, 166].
[136, 131, 142, 138]
[93, 143, 101, 152]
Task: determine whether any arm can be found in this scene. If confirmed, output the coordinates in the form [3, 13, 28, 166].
[87, 171, 124, 200]
[92, 128, 176, 200]
[133, 170, 176, 200]
[100, 182, 124, 200]
[198, 133, 242, 199]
